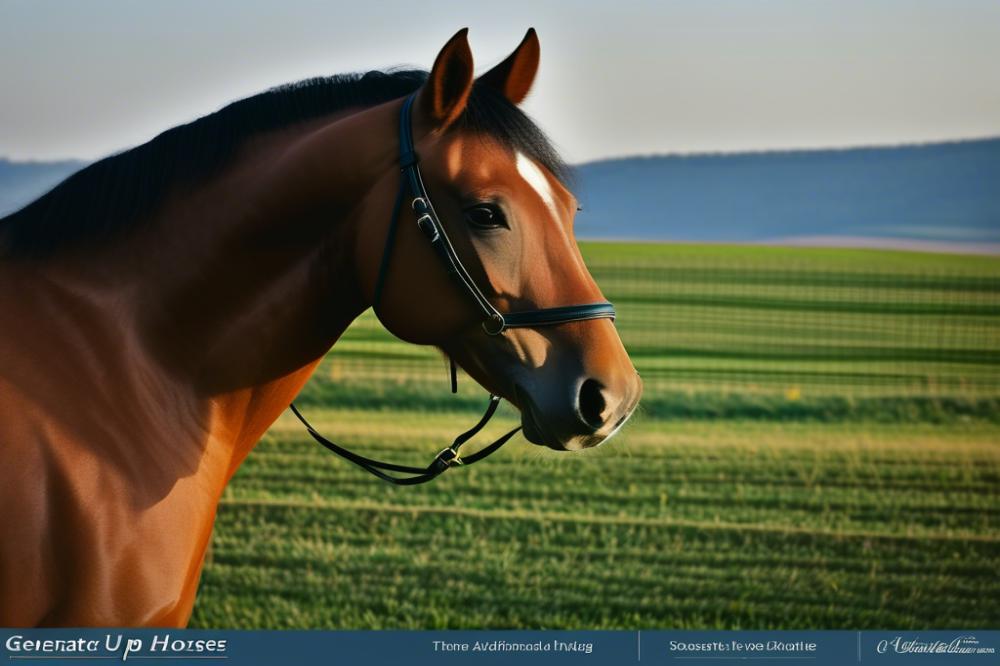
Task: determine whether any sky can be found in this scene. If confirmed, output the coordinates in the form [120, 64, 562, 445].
[2, 0, 999, 164]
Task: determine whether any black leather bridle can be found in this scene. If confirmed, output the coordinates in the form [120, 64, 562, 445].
[290, 93, 616, 484]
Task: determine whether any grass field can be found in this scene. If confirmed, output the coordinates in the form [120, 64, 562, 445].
[190, 243, 1000, 629]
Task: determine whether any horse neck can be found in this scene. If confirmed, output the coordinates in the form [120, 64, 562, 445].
[26, 99, 401, 477]
[157, 101, 409, 456]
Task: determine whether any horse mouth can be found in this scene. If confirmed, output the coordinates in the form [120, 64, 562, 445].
[514, 386, 564, 451]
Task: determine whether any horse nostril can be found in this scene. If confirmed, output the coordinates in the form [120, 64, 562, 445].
[577, 378, 607, 431]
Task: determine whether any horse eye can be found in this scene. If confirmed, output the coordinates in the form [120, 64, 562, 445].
[464, 204, 506, 230]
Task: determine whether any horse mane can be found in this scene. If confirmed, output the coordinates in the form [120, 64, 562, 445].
[0, 70, 569, 259]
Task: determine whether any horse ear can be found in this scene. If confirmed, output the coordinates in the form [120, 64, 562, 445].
[417, 28, 475, 129]
[477, 28, 540, 105]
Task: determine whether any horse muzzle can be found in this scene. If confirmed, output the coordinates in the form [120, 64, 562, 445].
[515, 371, 642, 451]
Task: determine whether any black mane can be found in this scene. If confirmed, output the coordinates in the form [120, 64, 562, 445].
[0, 70, 568, 258]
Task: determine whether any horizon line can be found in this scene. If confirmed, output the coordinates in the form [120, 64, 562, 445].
[576, 133, 1000, 166]
[2, 133, 998, 168]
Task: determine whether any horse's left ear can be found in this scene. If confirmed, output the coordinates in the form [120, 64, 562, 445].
[477, 28, 540, 105]
[417, 28, 475, 129]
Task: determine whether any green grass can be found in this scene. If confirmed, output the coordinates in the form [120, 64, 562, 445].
[316, 243, 1000, 400]
[190, 243, 1000, 629]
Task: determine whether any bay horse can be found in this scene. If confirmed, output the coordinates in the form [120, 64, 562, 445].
[0, 29, 641, 626]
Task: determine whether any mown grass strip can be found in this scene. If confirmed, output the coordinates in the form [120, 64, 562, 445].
[216, 497, 1000, 544]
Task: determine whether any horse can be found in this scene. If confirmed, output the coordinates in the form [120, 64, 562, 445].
[0, 28, 641, 626]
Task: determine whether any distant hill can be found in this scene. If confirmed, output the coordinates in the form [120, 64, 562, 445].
[575, 138, 1000, 252]
[0, 158, 84, 217]
[3, 138, 998, 253]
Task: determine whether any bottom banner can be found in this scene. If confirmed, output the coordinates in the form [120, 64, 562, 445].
[2, 629, 998, 665]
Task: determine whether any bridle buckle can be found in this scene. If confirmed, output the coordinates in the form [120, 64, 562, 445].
[434, 447, 463, 468]
[415, 214, 439, 242]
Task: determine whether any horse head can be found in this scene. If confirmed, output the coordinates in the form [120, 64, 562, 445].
[359, 30, 642, 451]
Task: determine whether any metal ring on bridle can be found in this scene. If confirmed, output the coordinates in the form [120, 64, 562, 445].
[482, 313, 506, 336]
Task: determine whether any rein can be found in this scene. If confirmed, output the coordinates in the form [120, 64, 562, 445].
[289, 93, 616, 485]
[289, 397, 519, 485]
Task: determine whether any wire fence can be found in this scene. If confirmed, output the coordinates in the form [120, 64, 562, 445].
[298, 243, 1000, 423]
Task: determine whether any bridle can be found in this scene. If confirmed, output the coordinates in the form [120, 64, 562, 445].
[290, 92, 617, 484]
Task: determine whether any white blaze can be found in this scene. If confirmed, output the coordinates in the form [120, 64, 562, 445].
[515, 152, 558, 220]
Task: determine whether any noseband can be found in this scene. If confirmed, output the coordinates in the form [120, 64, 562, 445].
[290, 93, 616, 484]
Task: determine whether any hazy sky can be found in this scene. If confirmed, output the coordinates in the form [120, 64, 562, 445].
[2, 0, 999, 163]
